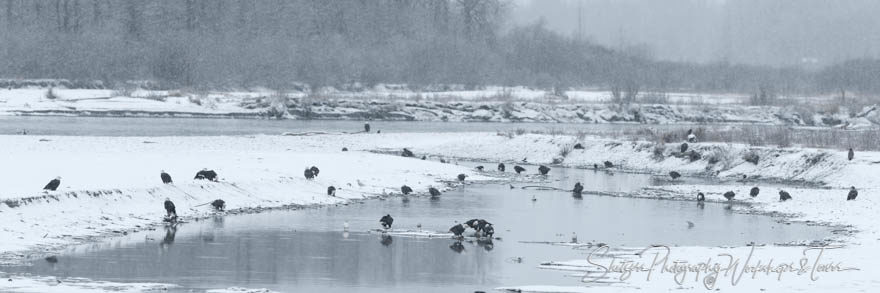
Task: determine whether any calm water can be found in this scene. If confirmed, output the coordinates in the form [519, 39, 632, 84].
[2, 167, 831, 292]
[1, 116, 714, 137]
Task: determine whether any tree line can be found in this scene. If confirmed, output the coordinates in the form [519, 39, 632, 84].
[0, 0, 876, 96]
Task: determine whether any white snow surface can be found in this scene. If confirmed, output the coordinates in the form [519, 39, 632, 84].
[1, 131, 878, 292]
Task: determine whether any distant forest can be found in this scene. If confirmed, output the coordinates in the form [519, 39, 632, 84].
[0, 0, 877, 95]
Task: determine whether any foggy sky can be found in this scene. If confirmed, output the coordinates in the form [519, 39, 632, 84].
[510, 0, 880, 67]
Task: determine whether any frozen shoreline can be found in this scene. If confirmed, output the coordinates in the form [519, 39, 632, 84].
[1, 132, 877, 292]
[2, 87, 876, 128]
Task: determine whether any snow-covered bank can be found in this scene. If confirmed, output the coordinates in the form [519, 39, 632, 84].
[0, 134, 493, 261]
[2, 87, 875, 128]
[2, 131, 877, 292]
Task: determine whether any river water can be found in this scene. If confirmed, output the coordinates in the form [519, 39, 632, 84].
[1, 165, 830, 292]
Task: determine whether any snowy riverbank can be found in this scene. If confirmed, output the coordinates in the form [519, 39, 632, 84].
[1, 131, 878, 292]
[2, 87, 876, 128]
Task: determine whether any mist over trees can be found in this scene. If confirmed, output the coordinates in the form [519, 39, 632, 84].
[0, 0, 877, 96]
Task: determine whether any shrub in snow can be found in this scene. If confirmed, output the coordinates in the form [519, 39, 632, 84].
[743, 151, 760, 165]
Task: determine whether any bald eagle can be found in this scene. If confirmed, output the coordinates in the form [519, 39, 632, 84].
[428, 187, 441, 197]
[573, 143, 584, 149]
[779, 190, 792, 201]
[327, 186, 336, 196]
[572, 182, 584, 197]
[604, 161, 614, 168]
[402, 148, 414, 157]
[211, 199, 225, 211]
[310, 166, 320, 177]
[401, 185, 413, 195]
[380, 214, 393, 229]
[750, 187, 760, 197]
[304, 168, 315, 180]
[483, 224, 495, 238]
[848, 148, 854, 161]
[723, 191, 735, 201]
[342, 147, 348, 152]
[697, 192, 705, 201]
[669, 171, 681, 180]
[194, 169, 218, 181]
[43, 177, 61, 191]
[164, 198, 177, 218]
[514, 166, 525, 174]
[364, 123, 371, 133]
[160, 171, 172, 184]
[680, 143, 688, 153]
[449, 223, 466, 237]
[457, 174, 467, 182]
[538, 165, 550, 175]
[847, 187, 858, 201]
[497, 163, 506, 172]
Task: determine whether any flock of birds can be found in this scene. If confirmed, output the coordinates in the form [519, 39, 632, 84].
[36, 125, 863, 243]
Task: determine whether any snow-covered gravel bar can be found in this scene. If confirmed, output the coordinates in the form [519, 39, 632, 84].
[1, 132, 878, 292]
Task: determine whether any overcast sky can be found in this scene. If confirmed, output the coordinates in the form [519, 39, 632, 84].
[509, 0, 880, 67]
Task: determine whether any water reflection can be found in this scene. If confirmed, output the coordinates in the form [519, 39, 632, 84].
[1, 166, 834, 293]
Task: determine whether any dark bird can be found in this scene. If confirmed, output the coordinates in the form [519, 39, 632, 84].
[401, 185, 412, 195]
[465, 219, 481, 230]
[538, 165, 550, 175]
[514, 165, 526, 174]
[327, 186, 336, 196]
[44, 256, 58, 263]
[342, 147, 348, 152]
[364, 123, 371, 133]
[680, 143, 688, 153]
[380, 214, 393, 229]
[750, 187, 760, 197]
[482, 224, 495, 238]
[377, 130, 381, 134]
[669, 171, 681, 180]
[421, 155, 426, 160]
[522, 157, 528, 163]
[604, 161, 614, 168]
[303, 168, 315, 180]
[848, 148, 854, 161]
[686, 128, 693, 135]
[697, 192, 705, 201]
[723, 191, 735, 201]
[211, 199, 225, 211]
[194, 169, 218, 181]
[593, 164, 599, 169]
[573, 143, 584, 149]
[449, 223, 466, 237]
[402, 148, 414, 157]
[440, 158, 447, 163]
[310, 166, 320, 177]
[164, 197, 177, 218]
[847, 187, 858, 201]
[573, 182, 584, 197]
[428, 187, 441, 197]
[475, 165, 484, 171]
[160, 171, 172, 184]
[779, 190, 792, 201]
[43, 177, 61, 191]
[497, 163, 506, 172]
[457, 174, 467, 182]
